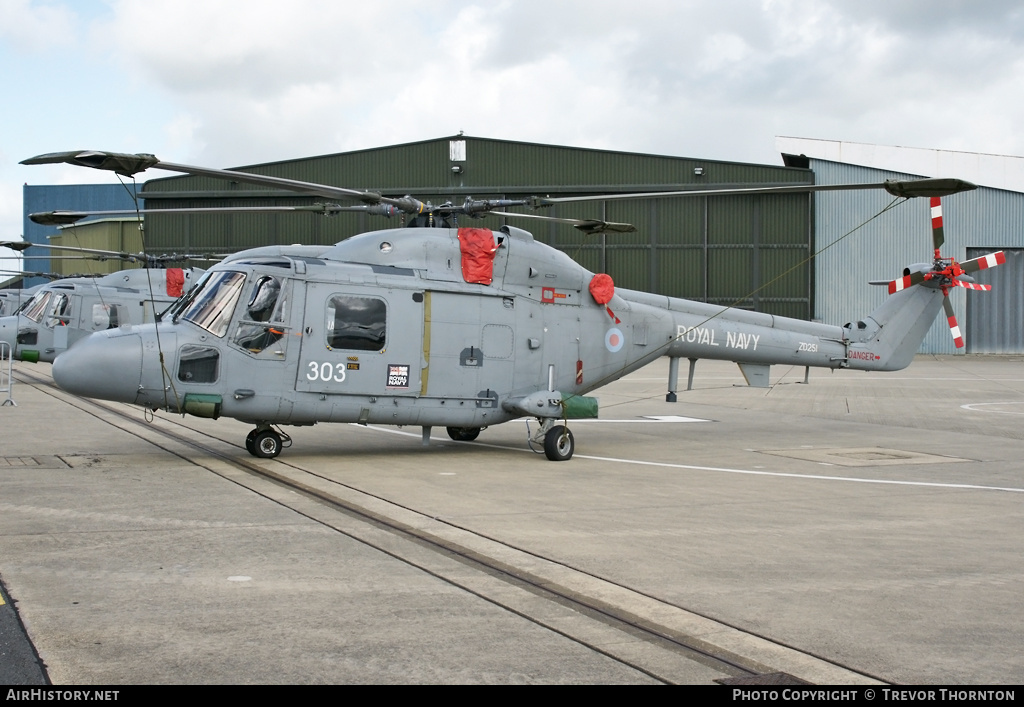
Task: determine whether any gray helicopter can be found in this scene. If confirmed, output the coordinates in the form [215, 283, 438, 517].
[0, 284, 40, 317]
[21, 150, 1002, 461]
[0, 264, 203, 363]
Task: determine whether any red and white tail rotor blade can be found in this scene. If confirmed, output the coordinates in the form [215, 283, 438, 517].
[888, 271, 925, 294]
[959, 250, 1006, 274]
[942, 295, 965, 349]
[951, 280, 992, 291]
[930, 197, 946, 253]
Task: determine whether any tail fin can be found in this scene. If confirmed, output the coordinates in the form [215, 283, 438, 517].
[845, 285, 945, 371]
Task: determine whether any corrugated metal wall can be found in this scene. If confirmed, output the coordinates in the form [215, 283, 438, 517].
[50, 219, 145, 276]
[811, 160, 1024, 354]
[966, 248, 1024, 353]
[141, 136, 815, 318]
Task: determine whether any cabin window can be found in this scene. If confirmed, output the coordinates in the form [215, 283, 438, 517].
[177, 271, 245, 338]
[177, 345, 220, 383]
[325, 295, 386, 351]
[92, 304, 123, 330]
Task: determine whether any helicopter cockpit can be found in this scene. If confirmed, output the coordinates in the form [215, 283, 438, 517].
[167, 267, 294, 384]
[12, 289, 70, 346]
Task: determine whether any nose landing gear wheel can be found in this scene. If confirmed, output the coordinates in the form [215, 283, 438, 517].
[245, 430, 257, 455]
[543, 425, 574, 461]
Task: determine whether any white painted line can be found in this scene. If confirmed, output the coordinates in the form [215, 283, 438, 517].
[565, 453, 1024, 494]
[573, 415, 710, 423]
[961, 402, 1024, 415]
[353, 424, 1024, 494]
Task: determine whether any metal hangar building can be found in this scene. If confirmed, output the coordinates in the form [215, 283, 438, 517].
[138, 135, 819, 322]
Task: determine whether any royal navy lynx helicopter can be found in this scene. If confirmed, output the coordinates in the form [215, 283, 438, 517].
[0, 239, 205, 363]
[20, 150, 1002, 461]
[0, 284, 39, 318]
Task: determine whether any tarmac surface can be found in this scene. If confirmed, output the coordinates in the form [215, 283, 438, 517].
[1, 355, 1022, 685]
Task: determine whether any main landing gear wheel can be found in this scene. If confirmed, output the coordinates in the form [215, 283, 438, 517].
[245, 425, 292, 458]
[245, 430, 257, 455]
[543, 425, 574, 462]
[446, 426, 481, 442]
[252, 429, 283, 458]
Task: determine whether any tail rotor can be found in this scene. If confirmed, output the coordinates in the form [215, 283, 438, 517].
[886, 197, 1005, 349]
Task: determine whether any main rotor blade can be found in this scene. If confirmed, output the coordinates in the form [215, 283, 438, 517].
[23, 152, 978, 219]
[529, 178, 977, 207]
[21, 150, 418, 210]
[491, 210, 637, 234]
[20, 150, 160, 176]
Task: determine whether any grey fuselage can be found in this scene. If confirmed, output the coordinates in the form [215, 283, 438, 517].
[51, 226, 944, 428]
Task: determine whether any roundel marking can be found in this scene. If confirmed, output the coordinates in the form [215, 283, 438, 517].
[605, 327, 625, 353]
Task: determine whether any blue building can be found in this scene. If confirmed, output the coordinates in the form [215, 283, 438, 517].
[21, 183, 143, 288]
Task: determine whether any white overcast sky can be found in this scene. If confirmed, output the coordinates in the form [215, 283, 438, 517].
[3, 0, 1024, 262]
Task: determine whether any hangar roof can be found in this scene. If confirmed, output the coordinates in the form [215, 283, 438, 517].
[776, 136, 1024, 194]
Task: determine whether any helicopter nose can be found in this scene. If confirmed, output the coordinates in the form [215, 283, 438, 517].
[52, 329, 143, 403]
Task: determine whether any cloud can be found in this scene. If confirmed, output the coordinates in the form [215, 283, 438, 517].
[5, 0, 1024, 216]
[0, 0, 78, 51]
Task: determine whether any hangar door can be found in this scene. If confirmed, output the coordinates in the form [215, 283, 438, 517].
[966, 248, 1024, 354]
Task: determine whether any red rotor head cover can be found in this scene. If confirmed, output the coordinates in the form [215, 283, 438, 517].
[589, 273, 614, 304]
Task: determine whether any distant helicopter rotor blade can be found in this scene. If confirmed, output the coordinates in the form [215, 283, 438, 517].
[28, 203, 401, 226]
[1, 241, 223, 266]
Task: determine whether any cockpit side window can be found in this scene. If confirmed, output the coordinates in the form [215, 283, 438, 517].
[21, 291, 53, 324]
[45, 293, 70, 328]
[178, 271, 245, 338]
[232, 275, 289, 355]
[326, 295, 386, 351]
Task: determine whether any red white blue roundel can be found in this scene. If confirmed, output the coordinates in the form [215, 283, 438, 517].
[605, 327, 625, 352]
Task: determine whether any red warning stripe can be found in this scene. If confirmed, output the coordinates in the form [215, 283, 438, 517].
[930, 197, 943, 231]
[948, 315, 964, 348]
[975, 251, 1006, 269]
